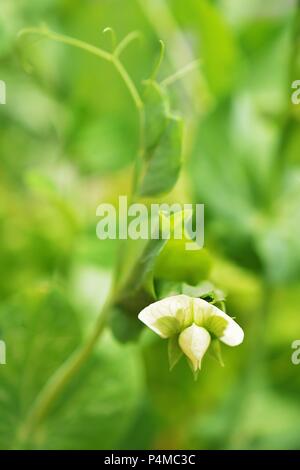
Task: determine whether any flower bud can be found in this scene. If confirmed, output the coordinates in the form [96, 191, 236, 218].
[178, 324, 211, 371]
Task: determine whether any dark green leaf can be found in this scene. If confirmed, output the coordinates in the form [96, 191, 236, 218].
[138, 114, 183, 197]
[155, 280, 183, 300]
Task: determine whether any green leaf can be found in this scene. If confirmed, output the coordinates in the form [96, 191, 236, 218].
[114, 210, 197, 341]
[155, 280, 183, 300]
[168, 335, 183, 371]
[153, 210, 208, 288]
[113, 236, 168, 341]
[72, 117, 136, 175]
[42, 332, 143, 450]
[109, 306, 142, 343]
[154, 316, 181, 338]
[138, 114, 183, 197]
[143, 80, 168, 152]
[115, 209, 178, 309]
[0, 286, 82, 450]
[117, 236, 168, 301]
[154, 242, 212, 286]
[208, 339, 224, 367]
[182, 281, 226, 303]
[0, 286, 143, 449]
[174, 0, 238, 96]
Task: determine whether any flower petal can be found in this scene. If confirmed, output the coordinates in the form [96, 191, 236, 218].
[138, 294, 192, 338]
[178, 324, 211, 371]
[193, 298, 244, 346]
[211, 305, 244, 346]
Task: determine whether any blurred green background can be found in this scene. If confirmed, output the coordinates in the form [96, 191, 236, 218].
[0, 0, 300, 450]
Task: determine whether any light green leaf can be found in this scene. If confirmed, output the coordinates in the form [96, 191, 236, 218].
[208, 339, 224, 367]
[42, 332, 143, 450]
[168, 335, 183, 371]
[186, 0, 238, 96]
[182, 281, 226, 303]
[154, 242, 212, 286]
[143, 80, 168, 152]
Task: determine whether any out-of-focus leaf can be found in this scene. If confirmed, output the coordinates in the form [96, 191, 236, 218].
[71, 117, 136, 175]
[0, 286, 143, 449]
[138, 114, 183, 197]
[155, 280, 183, 299]
[190, 385, 300, 450]
[173, 0, 238, 96]
[42, 331, 143, 450]
[109, 306, 142, 343]
[0, 285, 81, 449]
[154, 241, 212, 286]
[254, 172, 300, 284]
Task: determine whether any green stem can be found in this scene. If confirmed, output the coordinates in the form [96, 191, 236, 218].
[112, 56, 143, 110]
[19, 26, 146, 194]
[16, 25, 146, 447]
[137, 0, 207, 164]
[150, 39, 165, 81]
[19, 26, 143, 110]
[114, 31, 141, 58]
[137, 0, 204, 112]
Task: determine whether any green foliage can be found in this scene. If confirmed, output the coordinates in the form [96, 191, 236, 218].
[143, 80, 168, 152]
[137, 79, 183, 197]
[154, 241, 212, 285]
[208, 339, 224, 368]
[0, 0, 299, 451]
[138, 112, 183, 197]
[0, 287, 142, 449]
[182, 281, 225, 305]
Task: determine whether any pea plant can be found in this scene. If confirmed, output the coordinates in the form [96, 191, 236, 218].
[15, 24, 243, 446]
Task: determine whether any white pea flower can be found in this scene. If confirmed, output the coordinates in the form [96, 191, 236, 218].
[138, 294, 244, 373]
